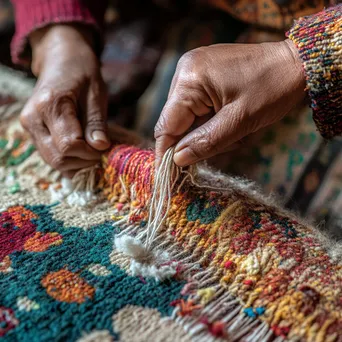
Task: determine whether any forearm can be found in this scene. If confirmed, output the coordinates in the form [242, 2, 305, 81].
[10, 0, 108, 66]
[287, 4, 342, 139]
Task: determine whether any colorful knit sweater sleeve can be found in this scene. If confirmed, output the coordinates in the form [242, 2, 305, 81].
[287, 4, 342, 139]
[10, 0, 108, 66]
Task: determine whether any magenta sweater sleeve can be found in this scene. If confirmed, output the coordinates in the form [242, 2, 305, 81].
[10, 0, 108, 65]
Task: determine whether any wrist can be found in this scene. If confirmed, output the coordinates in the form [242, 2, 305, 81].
[262, 39, 306, 102]
[281, 39, 306, 93]
[30, 24, 96, 76]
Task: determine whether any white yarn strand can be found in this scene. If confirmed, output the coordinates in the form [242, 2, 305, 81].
[145, 147, 177, 248]
[113, 147, 179, 281]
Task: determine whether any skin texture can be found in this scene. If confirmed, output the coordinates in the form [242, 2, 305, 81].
[21, 24, 305, 173]
[154, 40, 306, 167]
[21, 24, 110, 177]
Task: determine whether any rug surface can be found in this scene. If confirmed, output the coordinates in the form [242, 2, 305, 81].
[0, 66, 342, 342]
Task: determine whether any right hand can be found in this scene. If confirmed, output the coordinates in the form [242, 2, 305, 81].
[154, 41, 306, 167]
[21, 24, 110, 177]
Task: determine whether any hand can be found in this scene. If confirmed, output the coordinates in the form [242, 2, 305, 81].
[20, 25, 110, 177]
[154, 40, 306, 167]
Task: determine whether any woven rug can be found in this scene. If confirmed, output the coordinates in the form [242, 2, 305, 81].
[1, 65, 342, 342]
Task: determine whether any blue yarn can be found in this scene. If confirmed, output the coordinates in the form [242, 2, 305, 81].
[244, 306, 265, 318]
[255, 307, 266, 315]
[243, 307, 256, 318]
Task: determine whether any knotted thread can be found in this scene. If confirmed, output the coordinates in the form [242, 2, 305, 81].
[102, 144, 236, 281]
[113, 147, 180, 280]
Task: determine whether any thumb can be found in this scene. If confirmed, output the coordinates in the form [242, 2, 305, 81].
[173, 104, 247, 166]
[84, 87, 111, 151]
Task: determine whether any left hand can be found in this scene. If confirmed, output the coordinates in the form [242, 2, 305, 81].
[154, 40, 306, 167]
[20, 25, 109, 177]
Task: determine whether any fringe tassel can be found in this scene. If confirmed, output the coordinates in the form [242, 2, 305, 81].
[111, 214, 277, 341]
[48, 166, 100, 207]
[114, 147, 180, 281]
[107, 146, 285, 340]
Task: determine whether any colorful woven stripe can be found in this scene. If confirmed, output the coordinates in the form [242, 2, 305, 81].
[287, 4, 342, 139]
[101, 145, 342, 341]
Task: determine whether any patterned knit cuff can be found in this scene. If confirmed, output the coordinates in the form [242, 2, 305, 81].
[287, 4, 342, 140]
[10, 0, 107, 66]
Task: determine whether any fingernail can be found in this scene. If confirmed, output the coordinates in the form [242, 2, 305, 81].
[174, 148, 197, 167]
[92, 130, 108, 143]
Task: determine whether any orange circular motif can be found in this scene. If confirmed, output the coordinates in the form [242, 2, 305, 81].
[41, 269, 95, 304]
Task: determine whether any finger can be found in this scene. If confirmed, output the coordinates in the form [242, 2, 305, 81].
[167, 69, 180, 100]
[33, 133, 98, 171]
[154, 92, 212, 168]
[173, 102, 249, 166]
[20, 98, 50, 137]
[43, 93, 101, 160]
[40, 141, 98, 171]
[62, 170, 77, 179]
[23, 114, 98, 172]
[83, 80, 110, 151]
[57, 158, 98, 171]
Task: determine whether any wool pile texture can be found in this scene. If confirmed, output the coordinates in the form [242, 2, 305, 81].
[1, 66, 342, 342]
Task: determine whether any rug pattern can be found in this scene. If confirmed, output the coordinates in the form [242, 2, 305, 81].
[1, 66, 342, 342]
[0, 68, 189, 342]
[101, 145, 342, 342]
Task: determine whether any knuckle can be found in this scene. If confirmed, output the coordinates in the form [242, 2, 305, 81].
[19, 110, 32, 129]
[177, 48, 207, 82]
[50, 155, 65, 169]
[177, 92, 198, 109]
[57, 137, 75, 155]
[87, 116, 105, 126]
[34, 88, 55, 109]
[178, 48, 204, 68]
[55, 92, 76, 104]
[20, 95, 42, 130]
[178, 51, 194, 69]
[53, 93, 76, 115]
[35, 88, 76, 119]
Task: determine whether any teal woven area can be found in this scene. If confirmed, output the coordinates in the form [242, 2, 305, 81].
[0, 204, 185, 341]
